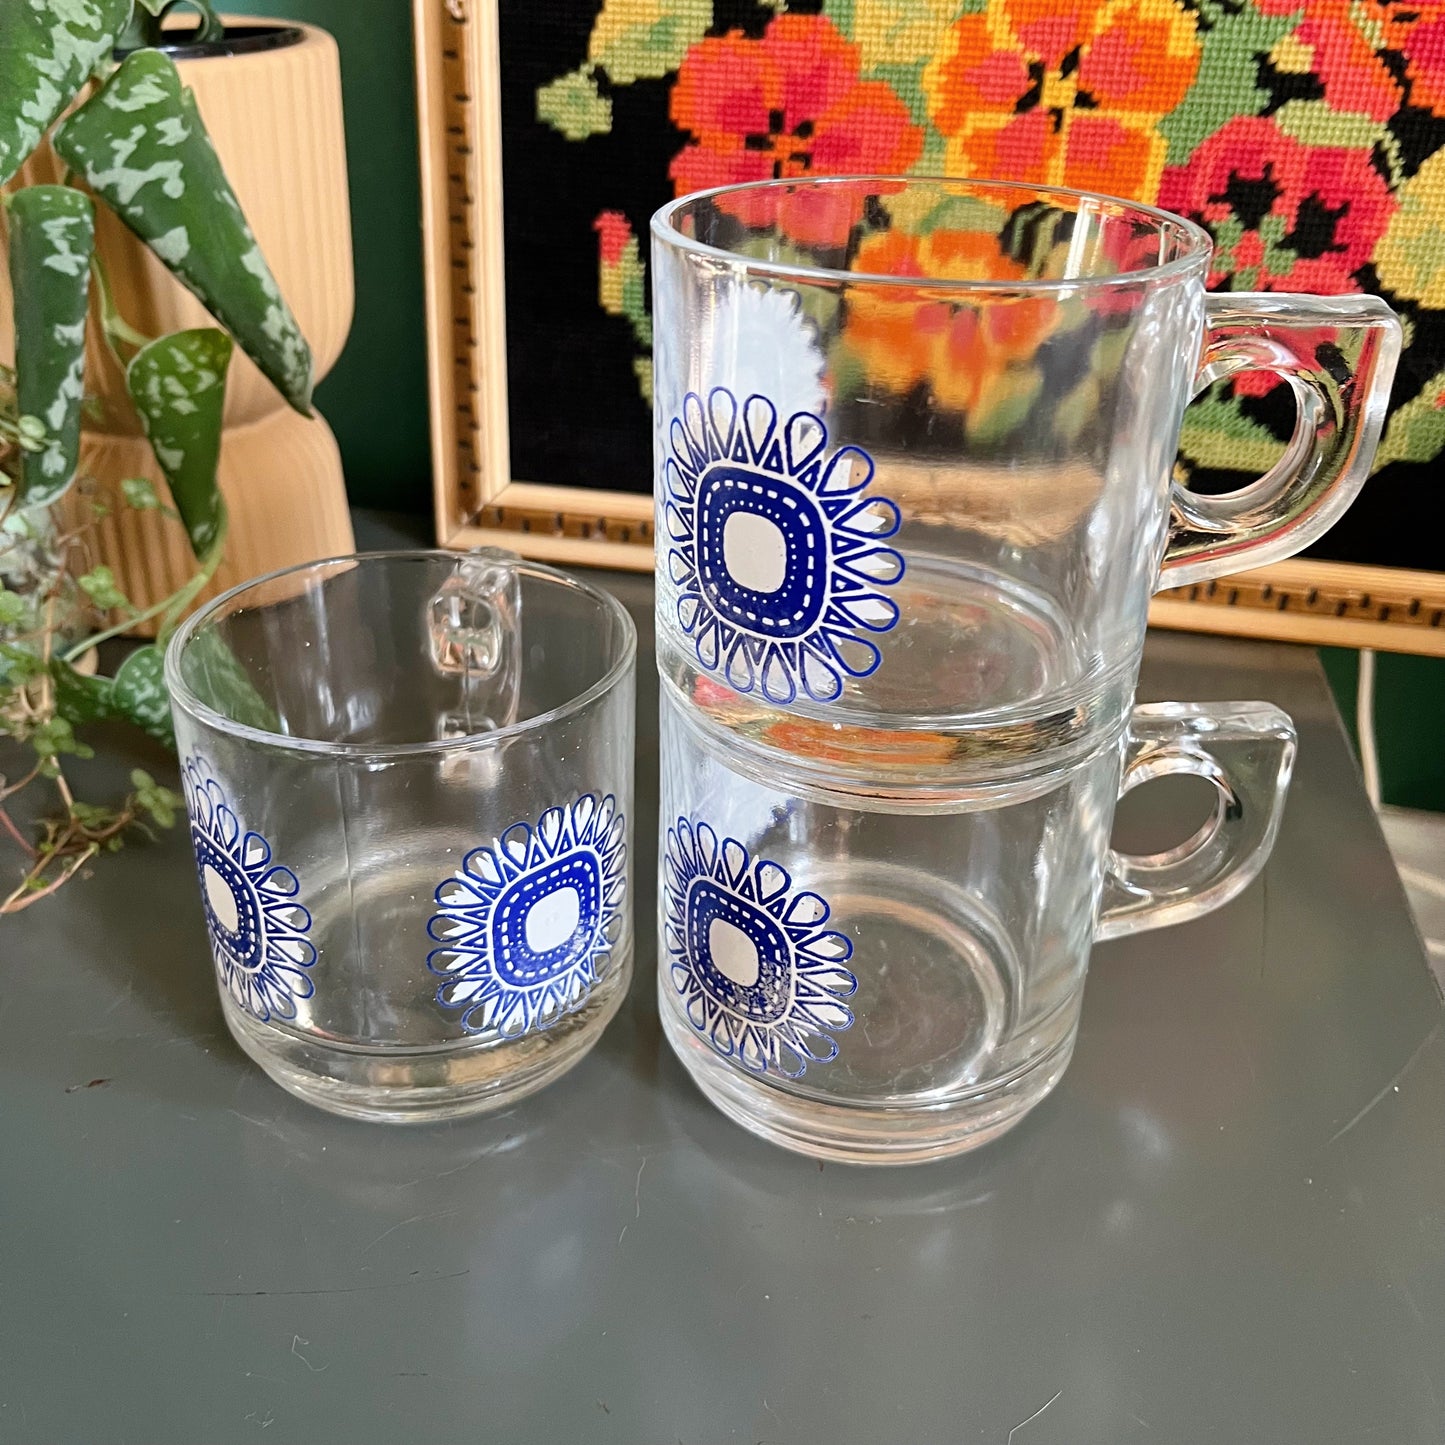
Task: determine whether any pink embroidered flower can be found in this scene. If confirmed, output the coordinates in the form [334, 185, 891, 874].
[669, 14, 924, 246]
[1257, 0, 1445, 121]
[1160, 116, 1397, 393]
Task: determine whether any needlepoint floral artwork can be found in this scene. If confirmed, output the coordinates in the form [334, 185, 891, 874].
[500, 0, 1445, 570]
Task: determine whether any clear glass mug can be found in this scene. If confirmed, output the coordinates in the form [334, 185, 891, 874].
[651, 177, 1400, 740]
[660, 683, 1293, 1163]
[649, 177, 1399, 1162]
[164, 551, 635, 1122]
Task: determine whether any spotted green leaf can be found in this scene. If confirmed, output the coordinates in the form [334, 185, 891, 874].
[0, 0, 131, 186]
[180, 627, 280, 732]
[126, 327, 231, 560]
[53, 50, 313, 414]
[5, 186, 95, 506]
[111, 644, 173, 743]
[51, 657, 116, 725]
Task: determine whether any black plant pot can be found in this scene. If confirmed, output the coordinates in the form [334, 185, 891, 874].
[116, 22, 303, 63]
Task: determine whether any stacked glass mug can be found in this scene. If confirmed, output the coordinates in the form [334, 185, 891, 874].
[651, 177, 1399, 1165]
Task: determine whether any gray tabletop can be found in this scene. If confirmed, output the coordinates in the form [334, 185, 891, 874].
[3, 542, 1444, 1444]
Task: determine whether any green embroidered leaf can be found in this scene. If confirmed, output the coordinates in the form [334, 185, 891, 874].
[1157, 8, 1294, 168]
[537, 0, 711, 138]
[588, 0, 710, 84]
[1178, 391, 1285, 475]
[632, 356, 653, 405]
[125, 327, 231, 560]
[1272, 101, 1386, 152]
[111, 644, 173, 743]
[53, 50, 313, 414]
[5, 186, 95, 507]
[1375, 369, 1445, 468]
[0, 0, 131, 186]
[965, 368, 1044, 448]
[536, 70, 611, 141]
[1375, 149, 1445, 308]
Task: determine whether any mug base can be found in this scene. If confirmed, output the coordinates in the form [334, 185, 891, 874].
[219, 955, 631, 1123]
[662, 1000, 1076, 1165]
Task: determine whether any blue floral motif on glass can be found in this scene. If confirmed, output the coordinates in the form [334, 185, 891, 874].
[182, 754, 316, 1023]
[428, 794, 627, 1037]
[663, 816, 857, 1078]
[663, 388, 905, 704]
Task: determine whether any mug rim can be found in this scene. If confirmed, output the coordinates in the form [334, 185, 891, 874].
[652, 174, 1213, 292]
[163, 549, 638, 758]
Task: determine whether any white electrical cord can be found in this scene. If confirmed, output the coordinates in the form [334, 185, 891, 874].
[1357, 647, 1382, 810]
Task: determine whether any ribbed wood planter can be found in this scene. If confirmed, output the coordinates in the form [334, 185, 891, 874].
[0, 18, 355, 624]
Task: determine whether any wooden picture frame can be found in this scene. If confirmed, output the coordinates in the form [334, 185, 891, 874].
[413, 0, 1445, 656]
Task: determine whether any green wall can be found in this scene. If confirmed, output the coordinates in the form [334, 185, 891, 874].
[229, 0, 1444, 811]
[1321, 649, 1445, 813]
[228, 0, 431, 511]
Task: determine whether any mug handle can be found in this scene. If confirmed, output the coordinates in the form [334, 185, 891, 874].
[1096, 701, 1297, 941]
[1159, 293, 1402, 590]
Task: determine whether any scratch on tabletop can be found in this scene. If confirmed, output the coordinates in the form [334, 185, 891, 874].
[1258, 871, 1270, 979]
[199, 1270, 471, 1298]
[360, 1208, 461, 1253]
[618, 1156, 648, 1245]
[1328, 1021, 1440, 1144]
[1006, 1389, 1062, 1444]
[64, 1078, 111, 1093]
[227, 1109, 289, 1141]
[435, 1149, 502, 1180]
[290, 1335, 328, 1373]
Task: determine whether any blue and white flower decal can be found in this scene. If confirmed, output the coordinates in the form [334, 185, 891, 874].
[663, 817, 857, 1078]
[182, 755, 316, 1023]
[427, 794, 627, 1037]
[664, 388, 904, 705]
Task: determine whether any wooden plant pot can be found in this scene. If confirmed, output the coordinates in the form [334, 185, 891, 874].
[1, 18, 356, 622]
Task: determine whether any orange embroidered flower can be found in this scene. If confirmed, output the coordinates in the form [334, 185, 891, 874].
[841, 231, 1058, 418]
[669, 14, 924, 246]
[923, 0, 1202, 201]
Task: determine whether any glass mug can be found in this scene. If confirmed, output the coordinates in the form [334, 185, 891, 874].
[650, 177, 1400, 1162]
[660, 685, 1293, 1163]
[164, 551, 636, 1122]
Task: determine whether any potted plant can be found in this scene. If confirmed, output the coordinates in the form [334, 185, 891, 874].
[1, 0, 354, 620]
[0, 0, 336, 910]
